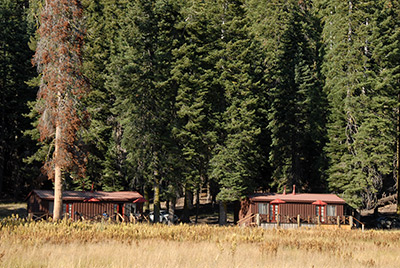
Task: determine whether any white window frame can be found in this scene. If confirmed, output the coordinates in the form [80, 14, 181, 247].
[258, 203, 268, 215]
[327, 205, 336, 217]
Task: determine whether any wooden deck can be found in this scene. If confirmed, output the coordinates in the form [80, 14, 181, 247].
[260, 222, 352, 230]
[239, 214, 363, 230]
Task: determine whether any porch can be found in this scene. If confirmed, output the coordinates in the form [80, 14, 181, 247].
[237, 213, 364, 230]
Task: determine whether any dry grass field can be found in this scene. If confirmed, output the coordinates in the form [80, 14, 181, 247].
[0, 217, 399, 268]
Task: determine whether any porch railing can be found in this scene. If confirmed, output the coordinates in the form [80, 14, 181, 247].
[243, 214, 364, 230]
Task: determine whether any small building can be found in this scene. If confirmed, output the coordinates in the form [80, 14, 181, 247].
[26, 190, 145, 221]
[238, 189, 353, 229]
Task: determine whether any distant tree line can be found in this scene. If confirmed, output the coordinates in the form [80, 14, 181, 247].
[1, 0, 399, 220]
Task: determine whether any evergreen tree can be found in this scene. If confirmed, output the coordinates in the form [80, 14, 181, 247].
[108, 0, 184, 222]
[171, 0, 224, 222]
[33, 0, 89, 219]
[321, 0, 397, 209]
[249, 0, 327, 193]
[0, 0, 37, 198]
[81, 0, 127, 191]
[369, 0, 400, 213]
[207, 0, 265, 224]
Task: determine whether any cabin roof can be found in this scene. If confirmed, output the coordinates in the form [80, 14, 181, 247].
[27, 190, 143, 202]
[249, 193, 346, 204]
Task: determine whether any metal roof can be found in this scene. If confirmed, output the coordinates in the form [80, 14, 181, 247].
[249, 193, 346, 204]
[29, 190, 143, 202]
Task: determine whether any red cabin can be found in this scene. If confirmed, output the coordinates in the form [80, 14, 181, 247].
[239, 191, 350, 228]
[26, 190, 145, 221]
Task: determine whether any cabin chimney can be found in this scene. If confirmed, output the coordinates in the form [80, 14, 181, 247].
[283, 185, 286, 195]
[292, 185, 296, 195]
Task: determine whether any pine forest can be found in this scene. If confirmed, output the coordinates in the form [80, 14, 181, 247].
[1, 0, 400, 220]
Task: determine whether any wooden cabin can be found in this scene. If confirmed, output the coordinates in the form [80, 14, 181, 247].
[26, 190, 145, 221]
[239, 189, 350, 228]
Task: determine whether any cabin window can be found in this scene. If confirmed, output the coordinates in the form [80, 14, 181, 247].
[258, 203, 268, 215]
[327, 205, 336, 216]
[124, 203, 137, 216]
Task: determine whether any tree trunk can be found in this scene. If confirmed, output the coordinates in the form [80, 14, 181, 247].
[0, 148, 4, 195]
[53, 123, 63, 221]
[195, 185, 200, 224]
[233, 200, 240, 224]
[397, 93, 400, 215]
[168, 196, 176, 226]
[219, 201, 227, 225]
[187, 189, 194, 210]
[181, 187, 191, 223]
[143, 185, 150, 213]
[153, 178, 160, 223]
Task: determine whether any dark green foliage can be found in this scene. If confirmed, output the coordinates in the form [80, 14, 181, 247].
[209, 0, 265, 203]
[107, 0, 185, 208]
[3, 0, 399, 215]
[249, 0, 327, 193]
[81, 0, 129, 191]
[321, 0, 399, 209]
[171, 0, 221, 202]
[0, 0, 37, 198]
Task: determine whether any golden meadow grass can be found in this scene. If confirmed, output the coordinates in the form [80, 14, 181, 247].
[0, 217, 399, 268]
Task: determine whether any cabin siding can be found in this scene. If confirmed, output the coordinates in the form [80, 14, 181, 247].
[280, 203, 314, 217]
[252, 202, 345, 217]
[239, 193, 348, 227]
[253, 202, 344, 217]
[27, 194, 44, 214]
[337, 205, 343, 216]
[73, 202, 110, 219]
[26, 190, 144, 221]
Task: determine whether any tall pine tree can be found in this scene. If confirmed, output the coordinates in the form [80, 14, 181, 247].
[108, 0, 184, 222]
[33, 0, 89, 219]
[208, 0, 265, 224]
[321, 0, 397, 209]
[0, 0, 37, 198]
[81, 0, 128, 191]
[249, 0, 327, 193]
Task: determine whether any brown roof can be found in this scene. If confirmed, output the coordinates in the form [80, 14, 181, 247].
[29, 190, 143, 202]
[249, 193, 346, 204]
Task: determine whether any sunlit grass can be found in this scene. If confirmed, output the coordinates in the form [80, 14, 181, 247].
[0, 217, 399, 267]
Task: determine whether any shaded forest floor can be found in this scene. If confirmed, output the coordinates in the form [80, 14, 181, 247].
[0, 202, 27, 219]
[161, 195, 235, 225]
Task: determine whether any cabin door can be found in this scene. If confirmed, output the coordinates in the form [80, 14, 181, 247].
[316, 205, 325, 223]
[269, 204, 279, 222]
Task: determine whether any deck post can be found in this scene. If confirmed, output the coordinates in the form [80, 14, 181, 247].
[297, 215, 300, 228]
[277, 214, 280, 228]
[256, 213, 260, 226]
[349, 216, 353, 228]
[337, 216, 340, 228]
